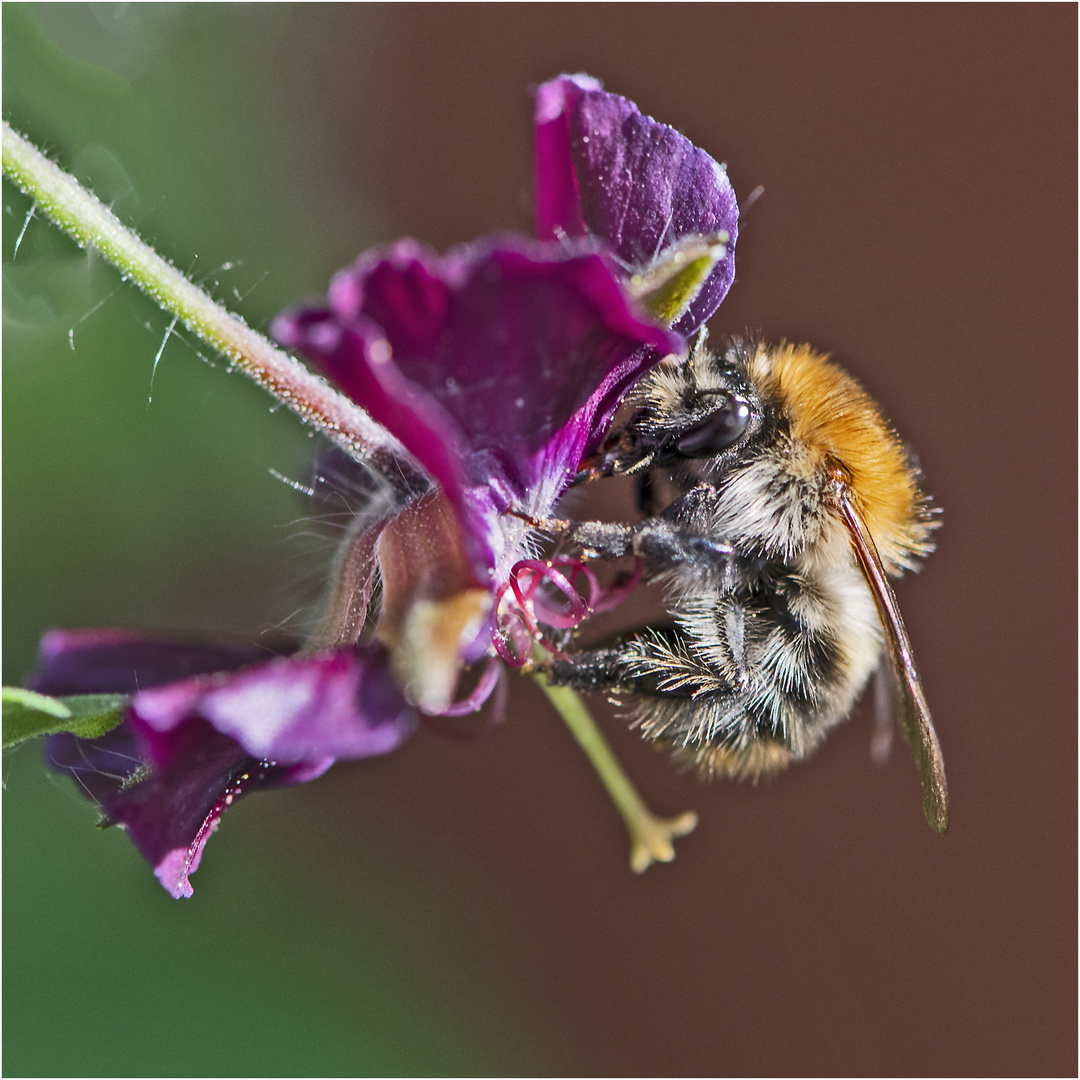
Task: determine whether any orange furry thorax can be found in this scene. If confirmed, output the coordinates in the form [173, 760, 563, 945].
[746, 342, 933, 573]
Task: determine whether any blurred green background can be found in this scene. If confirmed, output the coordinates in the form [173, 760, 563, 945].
[5, 5, 1075, 1077]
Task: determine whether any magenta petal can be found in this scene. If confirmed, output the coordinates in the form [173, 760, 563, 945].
[275, 237, 678, 504]
[534, 74, 740, 335]
[131, 644, 417, 765]
[274, 237, 679, 579]
[533, 73, 600, 243]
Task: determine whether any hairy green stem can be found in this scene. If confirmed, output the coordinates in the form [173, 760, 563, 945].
[2, 122, 400, 466]
[532, 673, 697, 871]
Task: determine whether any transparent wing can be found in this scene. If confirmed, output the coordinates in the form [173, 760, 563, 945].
[834, 478, 949, 834]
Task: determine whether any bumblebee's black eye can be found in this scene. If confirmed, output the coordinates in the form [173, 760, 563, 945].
[675, 393, 751, 456]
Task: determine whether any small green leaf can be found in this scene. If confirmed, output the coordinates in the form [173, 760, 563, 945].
[2, 688, 128, 748]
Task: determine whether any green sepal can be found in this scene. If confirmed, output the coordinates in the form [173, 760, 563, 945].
[2, 687, 129, 749]
[628, 232, 730, 328]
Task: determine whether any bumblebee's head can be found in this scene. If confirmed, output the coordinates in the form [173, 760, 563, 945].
[593, 339, 763, 477]
[611, 337, 935, 573]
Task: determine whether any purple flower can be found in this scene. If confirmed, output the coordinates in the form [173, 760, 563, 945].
[533, 74, 739, 338]
[37, 631, 416, 898]
[273, 236, 679, 582]
[36, 75, 740, 896]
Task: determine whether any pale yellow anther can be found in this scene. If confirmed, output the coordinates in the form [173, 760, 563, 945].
[387, 589, 493, 714]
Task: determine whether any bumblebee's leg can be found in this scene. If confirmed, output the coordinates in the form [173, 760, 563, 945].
[544, 639, 696, 697]
[546, 641, 795, 782]
[544, 643, 644, 694]
[557, 516, 736, 577]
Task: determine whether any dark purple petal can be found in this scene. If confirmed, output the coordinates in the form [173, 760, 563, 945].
[41, 635, 417, 897]
[534, 74, 740, 335]
[277, 237, 676, 494]
[274, 303, 472, 514]
[47, 723, 150, 808]
[29, 628, 280, 695]
[49, 720, 330, 898]
[274, 236, 679, 576]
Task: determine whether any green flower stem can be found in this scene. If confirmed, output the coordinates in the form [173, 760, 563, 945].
[532, 673, 697, 872]
[1, 122, 400, 465]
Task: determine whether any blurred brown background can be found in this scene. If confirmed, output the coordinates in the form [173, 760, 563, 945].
[5, 5, 1075, 1075]
[300, 6, 1077, 1074]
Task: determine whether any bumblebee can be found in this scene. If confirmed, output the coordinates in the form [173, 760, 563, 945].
[546, 335, 948, 833]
